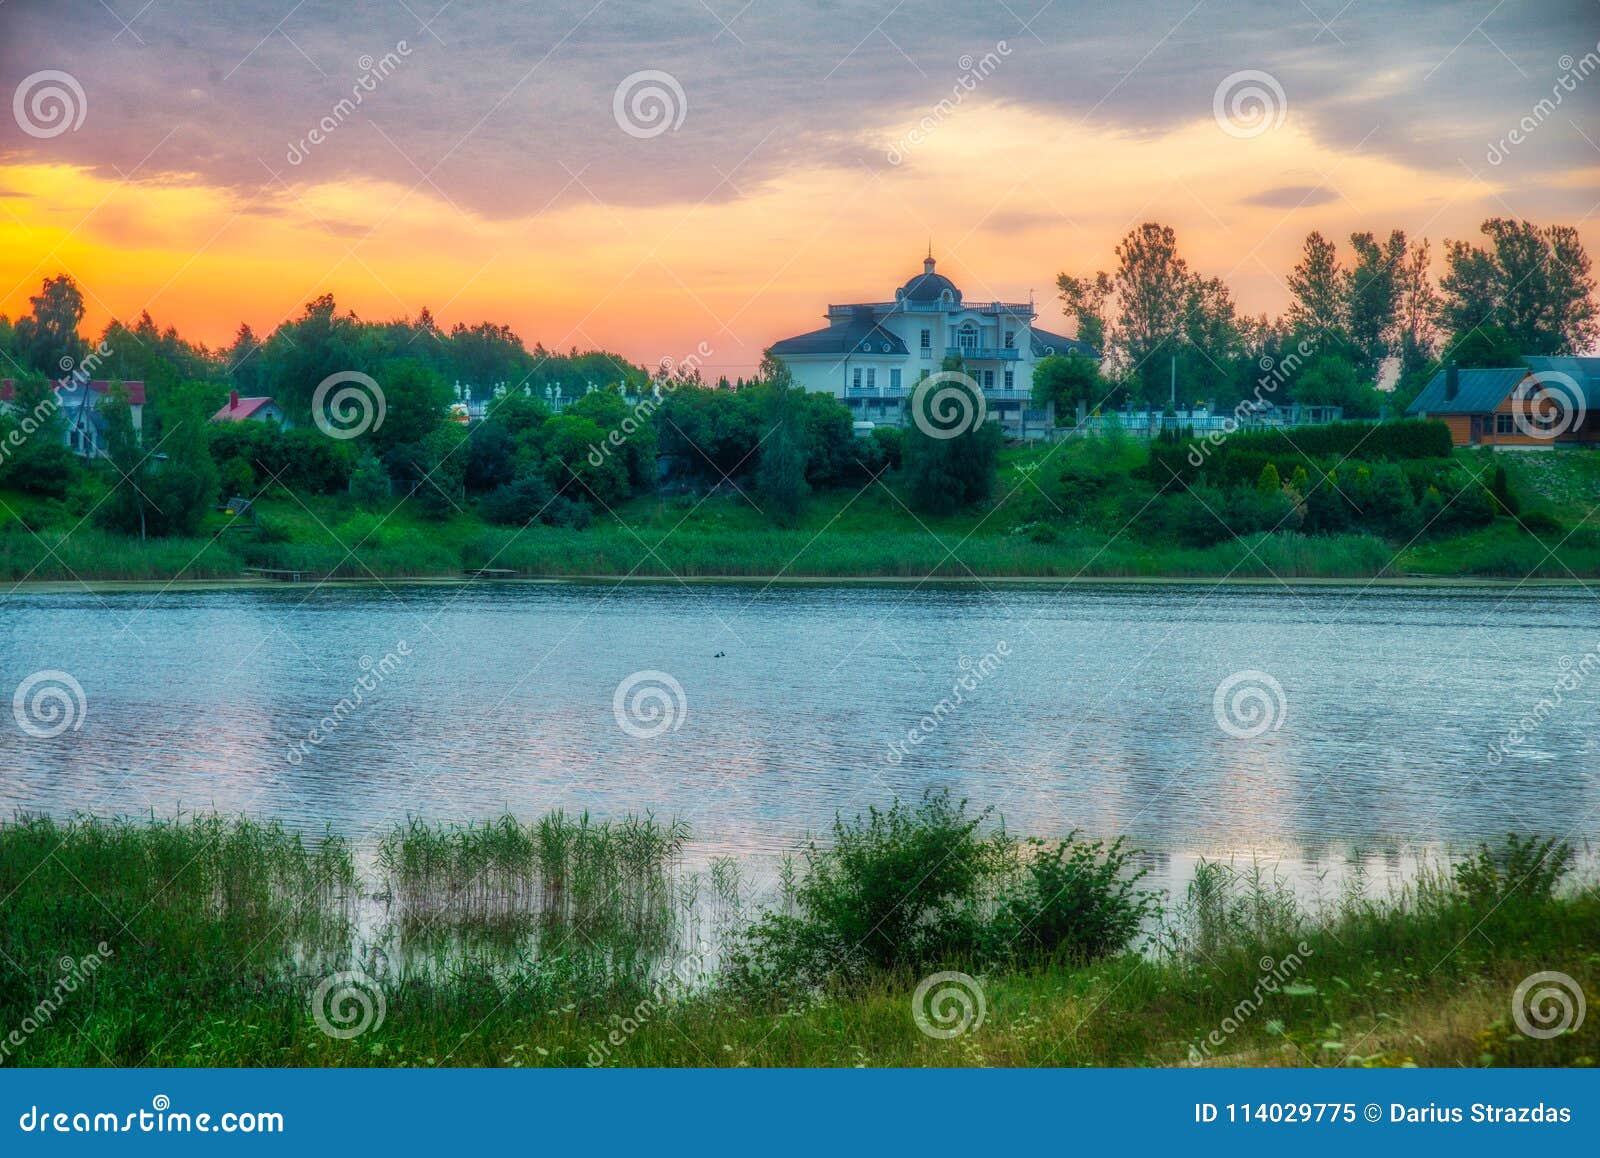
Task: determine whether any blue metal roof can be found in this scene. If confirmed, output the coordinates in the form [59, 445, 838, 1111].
[1406, 356, 1600, 415]
[1405, 366, 1528, 415]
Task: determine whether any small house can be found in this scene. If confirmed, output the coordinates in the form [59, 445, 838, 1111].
[212, 391, 288, 426]
[1405, 356, 1600, 447]
[0, 377, 146, 459]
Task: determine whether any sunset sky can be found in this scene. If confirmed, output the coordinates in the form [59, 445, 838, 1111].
[2, 0, 1598, 378]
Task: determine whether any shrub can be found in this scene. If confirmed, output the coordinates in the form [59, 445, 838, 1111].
[730, 791, 1002, 987]
[990, 834, 1159, 963]
[871, 425, 904, 471]
[1453, 834, 1574, 907]
[480, 474, 593, 530]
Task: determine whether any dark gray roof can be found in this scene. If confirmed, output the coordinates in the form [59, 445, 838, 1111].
[769, 309, 909, 357]
[1029, 327, 1098, 359]
[897, 270, 961, 303]
[1406, 356, 1600, 415]
[1523, 355, 1600, 405]
[895, 256, 962, 304]
[1405, 366, 1528, 415]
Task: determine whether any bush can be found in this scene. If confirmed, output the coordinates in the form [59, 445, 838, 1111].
[990, 834, 1159, 964]
[480, 474, 593, 530]
[727, 792, 1159, 992]
[1453, 834, 1573, 907]
[871, 425, 904, 471]
[730, 791, 1002, 987]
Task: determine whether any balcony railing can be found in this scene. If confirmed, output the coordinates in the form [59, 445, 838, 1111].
[826, 301, 1034, 317]
[945, 346, 1021, 361]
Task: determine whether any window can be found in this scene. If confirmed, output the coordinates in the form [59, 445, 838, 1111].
[1496, 413, 1515, 434]
[889, 368, 901, 390]
[866, 368, 876, 389]
[920, 329, 931, 350]
[1003, 330, 1014, 348]
[1004, 370, 1014, 390]
[983, 370, 995, 389]
[852, 367, 862, 390]
[958, 325, 978, 350]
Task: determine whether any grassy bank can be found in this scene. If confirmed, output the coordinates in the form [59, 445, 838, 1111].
[4, 442, 1600, 584]
[1, 806, 1593, 1068]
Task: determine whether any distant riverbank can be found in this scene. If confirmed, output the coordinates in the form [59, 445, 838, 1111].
[6, 571, 1599, 595]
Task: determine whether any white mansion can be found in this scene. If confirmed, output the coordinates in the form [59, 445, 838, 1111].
[769, 253, 1097, 438]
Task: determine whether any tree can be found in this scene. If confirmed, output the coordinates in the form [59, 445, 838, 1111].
[1346, 229, 1408, 382]
[1286, 231, 1347, 348]
[1178, 276, 1243, 403]
[414, 423, 469, 520]
[1111, 224, 1193, 400]
[1031, 353, 1102, 421]
[1439, 219, 1597, 356]
[756, 378, 809, 525]
[566, 387, 657, 494]
[1257, 462, 1281, 493]
[13, 276, 87, 376]
[1055, 270, 1112, 351]
[1290, 355, 1380, 417]
[0, 374, 75, 496]
[1394, 238, 1440, 389]
[902, 357, 1002, 514]
[349, 451, 391, 509]
[96, 383, 218, 538]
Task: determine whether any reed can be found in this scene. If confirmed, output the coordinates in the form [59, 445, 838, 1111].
[2, 811, 1593, 1068]
[376, 811, 688, 945]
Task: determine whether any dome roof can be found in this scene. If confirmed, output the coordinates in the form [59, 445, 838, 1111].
[896, 255, 961, 304]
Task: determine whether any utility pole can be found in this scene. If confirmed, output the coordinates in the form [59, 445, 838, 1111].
[1170, 355, 1176, 412]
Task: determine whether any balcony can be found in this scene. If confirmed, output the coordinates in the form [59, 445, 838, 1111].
[945, 346, 1021, 361]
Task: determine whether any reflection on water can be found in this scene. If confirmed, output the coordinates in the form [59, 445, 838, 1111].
[2, 581, 1597, 886]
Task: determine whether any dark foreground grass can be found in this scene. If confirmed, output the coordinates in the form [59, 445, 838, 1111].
[1, 812, 1594, 1068]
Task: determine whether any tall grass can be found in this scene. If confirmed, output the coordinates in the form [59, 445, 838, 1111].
[1, 809, 1594, 1067]
[376, 811, 689, 946]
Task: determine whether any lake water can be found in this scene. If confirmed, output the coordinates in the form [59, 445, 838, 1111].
[3, 581, 1598, 892]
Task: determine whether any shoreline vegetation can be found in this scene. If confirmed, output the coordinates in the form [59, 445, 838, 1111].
[2, 798, 1594, 1068]
[5, 216, 1599, 584]
[7, 439, 1600, 587]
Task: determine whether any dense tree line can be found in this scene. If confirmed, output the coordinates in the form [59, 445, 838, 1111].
[1050, 216, 1596, 418]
